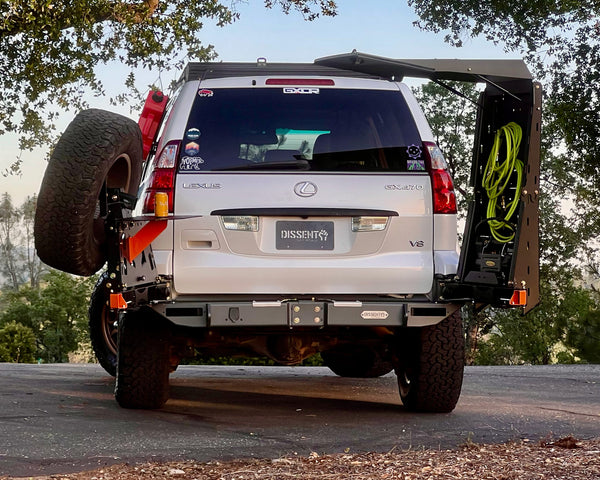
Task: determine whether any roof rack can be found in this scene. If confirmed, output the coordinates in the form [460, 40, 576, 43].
[180, 62, 381, 83]
[180, 52, 532, 96]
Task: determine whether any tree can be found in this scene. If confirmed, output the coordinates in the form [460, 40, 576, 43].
[0, 321, 37, 363]
[565, 309, 600, 364]
[408, 0, 600, 256]
[0, 0, 337, 172]
[0, 193, 23, 289]
[20, 195, 44, 289]
[0, 193, 46, 289]
[0, 270, 96, 362]
[476, 274, 599, 365]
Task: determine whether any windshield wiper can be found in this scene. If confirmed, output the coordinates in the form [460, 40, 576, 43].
[216, 159, 311, 171]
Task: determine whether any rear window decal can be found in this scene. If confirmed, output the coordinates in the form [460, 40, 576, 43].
[283, 87, 320, 94]
[198, 89, 214, 97]
[186, 128, 201, 140]
[407, 144, 422, 159]
[180, 156, 205, 171]
[407, 159, 426, 171]
[184, 142, 200, 156]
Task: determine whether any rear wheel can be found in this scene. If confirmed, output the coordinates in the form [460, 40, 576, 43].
[395, 310, 464, 413]
[115, 309, 171, 409]
[34, 109, 143, 276]
[89, 273, 118, 376]
[322, 344, 394, 378]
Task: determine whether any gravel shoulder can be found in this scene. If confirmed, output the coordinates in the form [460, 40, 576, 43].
[5, 437, 599, 480]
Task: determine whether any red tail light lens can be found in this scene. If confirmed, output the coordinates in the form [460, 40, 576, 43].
[431, 170, 457, 214]
[142, 141, 179, 214]
[424, 142, 457, 214]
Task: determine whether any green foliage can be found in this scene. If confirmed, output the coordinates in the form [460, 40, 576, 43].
[0, 270, 96, 362]
[473, 275, 600, 365]
[0, 321, 37, 363]
[407, 0, 591, 55]
[0, 0, 337, 171]
[565, 309, 600, 363]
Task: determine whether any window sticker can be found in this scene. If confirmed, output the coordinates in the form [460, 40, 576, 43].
[198, 89, 214, 97]
[283, 87, 320, 95]
[184, 142, 200, 156]
[186, 128, 201, 140]
[407, 159, 426, 171]
[180, 156, 205, 171]
[407, 144, 422, 159]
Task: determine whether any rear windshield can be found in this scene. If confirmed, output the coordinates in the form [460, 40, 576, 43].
[179, 87, 425, 172]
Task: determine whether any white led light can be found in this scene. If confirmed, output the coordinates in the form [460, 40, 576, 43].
[222, 216, 259, 232]
[427, 144, 448, 170]
[352, 217, 388, 232]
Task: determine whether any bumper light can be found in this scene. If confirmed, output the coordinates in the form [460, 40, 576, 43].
[222, 216, 259, 232]
[352, 216, 388, 232]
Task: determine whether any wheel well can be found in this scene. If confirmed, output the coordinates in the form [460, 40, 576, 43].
[106, 154, 132, 192]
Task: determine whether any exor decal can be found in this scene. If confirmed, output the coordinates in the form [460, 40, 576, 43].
[283, 87, 320, 94]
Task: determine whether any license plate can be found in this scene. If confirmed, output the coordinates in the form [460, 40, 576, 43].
[276, 221, 334, 250]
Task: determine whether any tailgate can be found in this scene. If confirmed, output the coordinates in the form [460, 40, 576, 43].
[172, 173, 433, 295]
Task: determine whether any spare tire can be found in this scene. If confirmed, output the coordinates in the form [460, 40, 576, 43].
[35, 109, 144, 276]
[89, 272, 118, 376]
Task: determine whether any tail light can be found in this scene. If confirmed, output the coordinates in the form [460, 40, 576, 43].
[424, 141, 457, 214]
[142, 141, 179, 214]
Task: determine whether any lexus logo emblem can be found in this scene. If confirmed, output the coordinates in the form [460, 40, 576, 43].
[294, 181, 318, 197]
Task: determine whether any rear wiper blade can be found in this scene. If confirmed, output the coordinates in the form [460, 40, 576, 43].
[216, 159, 311, 171]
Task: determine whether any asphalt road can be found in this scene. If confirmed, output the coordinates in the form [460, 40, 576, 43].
[0, 363, 598, 477]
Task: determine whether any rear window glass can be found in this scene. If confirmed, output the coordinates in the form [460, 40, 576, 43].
[179, 87, 424, 172]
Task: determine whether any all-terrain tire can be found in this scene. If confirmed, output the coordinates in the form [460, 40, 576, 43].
[89, 272, 118, 377]
[322, 345, 394, 378]
[115, 309, 171, 409]
[34, 109, 143, 276]
[395, 310, 464, 413]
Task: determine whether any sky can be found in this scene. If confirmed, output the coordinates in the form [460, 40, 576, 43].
[0, 0, 513, 205]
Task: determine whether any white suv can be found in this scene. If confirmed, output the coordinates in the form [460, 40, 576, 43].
[34, 52, 541, 412]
